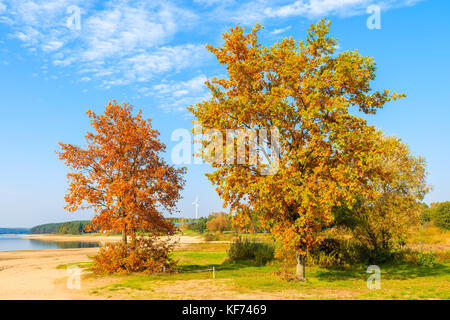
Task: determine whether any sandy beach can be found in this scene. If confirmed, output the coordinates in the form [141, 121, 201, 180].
[0, 248, 98, 299]
[0, 234, 205, 300]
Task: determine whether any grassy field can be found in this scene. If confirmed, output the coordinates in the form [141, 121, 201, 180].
[70, 230, 450, 300]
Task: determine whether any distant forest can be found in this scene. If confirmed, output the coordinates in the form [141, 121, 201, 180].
[29, 220, 93, 235]
[0, 228, 29, 234]
[20, 218, 199, 235]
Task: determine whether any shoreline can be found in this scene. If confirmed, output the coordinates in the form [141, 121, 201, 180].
[20, 233, 208, 244]
[22, 233, 122, 242]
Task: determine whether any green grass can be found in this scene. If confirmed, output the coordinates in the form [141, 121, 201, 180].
[90, 260, 450, 299]
[87, 241, 450, 300]
[56, 261, 92, 269]
[173, 250, 227, 266]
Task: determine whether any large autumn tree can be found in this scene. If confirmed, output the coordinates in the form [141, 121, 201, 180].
[57, 101, 186, 243]
[189, 19, 404, 280]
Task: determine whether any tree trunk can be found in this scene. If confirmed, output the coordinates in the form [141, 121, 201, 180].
[120, 206, 127, 244]
[295, 253, 306, 281]
[122, 227, 127, 244]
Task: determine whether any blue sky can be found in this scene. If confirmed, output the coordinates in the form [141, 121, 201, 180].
[0, 0, 449, 227]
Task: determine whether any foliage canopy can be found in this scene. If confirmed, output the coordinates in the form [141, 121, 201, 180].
[189, 19, 405, 279]
[57, 101, 186, 242]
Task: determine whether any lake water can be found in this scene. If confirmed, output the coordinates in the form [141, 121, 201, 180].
[0, 234, 101, 252]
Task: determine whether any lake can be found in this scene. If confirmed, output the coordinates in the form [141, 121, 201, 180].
[0, 234, 101, 252]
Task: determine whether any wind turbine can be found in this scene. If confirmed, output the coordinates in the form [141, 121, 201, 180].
[192, 195, 200, 220]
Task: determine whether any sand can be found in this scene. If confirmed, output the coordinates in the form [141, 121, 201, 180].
[0, 234, 205, 300]
[0, 248, 98, 299]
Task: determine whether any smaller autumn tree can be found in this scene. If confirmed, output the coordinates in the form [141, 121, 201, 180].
[57, 101, 186, 244]
[334, 135, 429, 262]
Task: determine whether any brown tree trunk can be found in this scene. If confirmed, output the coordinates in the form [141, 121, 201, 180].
[122, 226, 127, 244]
[120, 206, 127, 244]
[295, 253, 306, 281]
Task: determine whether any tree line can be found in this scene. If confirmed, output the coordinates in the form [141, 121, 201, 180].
[421, 202, 450, 230]
[29, 220, 92, 235]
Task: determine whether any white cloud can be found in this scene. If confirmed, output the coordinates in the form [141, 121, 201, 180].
[0, 0, 203, 92]
[270, 25, 292, 35]
[263, 0, 373, 18]
[194, 0, 234, 6]
[77, 44, 209, 88]
[76, 2, 186, 63]
[219, 0, 424, 25]
[145, 74, 210, 113]
[42, 40, 64, 52]
[0, 0, 424, 114]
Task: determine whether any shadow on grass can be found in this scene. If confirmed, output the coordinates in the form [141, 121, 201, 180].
[314, 263, 450, 281]
[177, 259, 266, 273]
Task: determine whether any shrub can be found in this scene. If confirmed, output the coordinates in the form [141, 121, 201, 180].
[316, 238, 341, 256]
[420, 207, 434, 224]
[306, 237, 370, 267]
[308, 238, 346, 267]
[206, 215, 231, 233]
[227, 237, 275, 264]
[394, 249, 436, 267]
[355, 245, 395, 265]
[284, 233, 439, 267]
[203, 233, 219, 242]
[254, 243, 276, 265]
[92, 236, 177, 274]
[434, 202, 450, 230]
[227, 237, 254, 260]
[405, 250, 436, 267]
[416, 251, 436, 267]
[308, 237, 400, 266]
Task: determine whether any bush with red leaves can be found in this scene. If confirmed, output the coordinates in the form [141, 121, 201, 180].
[92, 236, 177, 274]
